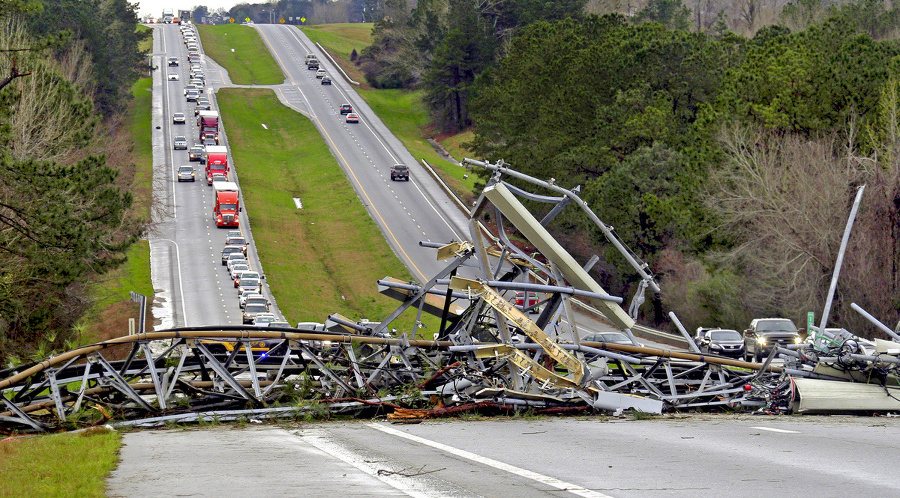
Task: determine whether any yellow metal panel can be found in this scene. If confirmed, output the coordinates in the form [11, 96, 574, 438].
[474, 344, 582, 390]
[451, 277, 585, 384]
[437, 241, 474, 261]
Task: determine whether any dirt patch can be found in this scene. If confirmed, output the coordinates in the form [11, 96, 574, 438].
[85, 301, 152, 359]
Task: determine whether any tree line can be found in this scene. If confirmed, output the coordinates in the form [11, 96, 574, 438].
[0, 0, 147, 363]
[361, 0, 900, 335]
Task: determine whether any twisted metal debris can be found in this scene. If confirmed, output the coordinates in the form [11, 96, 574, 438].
[3, 161, 895, 433]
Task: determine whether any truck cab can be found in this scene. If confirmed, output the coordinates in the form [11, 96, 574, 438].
[214, 182, 240, 228]
[204, 145, 228, 185]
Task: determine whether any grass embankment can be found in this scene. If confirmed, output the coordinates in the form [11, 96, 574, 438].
[137, 24, 152, 52]
[0, 428, 121, 497]
[197, 25, 283, 85]
[78, 76, 155, 347]
[299, 23, 372, 86]
[301, 24, 478, 203]
[217, 89, 435, 334]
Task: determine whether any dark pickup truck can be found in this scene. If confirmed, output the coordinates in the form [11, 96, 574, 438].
[390, 164, 409, 181]
[744, 318, 801, 362]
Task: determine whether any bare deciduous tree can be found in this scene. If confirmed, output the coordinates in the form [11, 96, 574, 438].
[312, 0, 350, 24]
[1, 20, 96, 163]
[706, 125, 884, 331]
[699, 119, 900, 335]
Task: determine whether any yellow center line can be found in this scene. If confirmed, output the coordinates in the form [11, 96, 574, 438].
[258, 27, 428, 282]
[314, 118, 428, 282]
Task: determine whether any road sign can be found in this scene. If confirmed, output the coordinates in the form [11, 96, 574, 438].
[229, 17, 235, 23]
[279, 17, 285, 23]
[245, 17, 250, 22]
[300, 17, 306, 23]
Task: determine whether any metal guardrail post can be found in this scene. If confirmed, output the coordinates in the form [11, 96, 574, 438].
[130, 292, 147, 335]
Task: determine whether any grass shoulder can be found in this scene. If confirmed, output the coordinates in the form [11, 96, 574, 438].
[216, 88, 437, 334]
[137, 24, 153, 53]
[0, 428, 121, 496]
[197, 25, 284, 85]
[300, 23, 372, 86]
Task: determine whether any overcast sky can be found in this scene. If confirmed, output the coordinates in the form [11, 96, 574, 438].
[137, 1, 238, 19]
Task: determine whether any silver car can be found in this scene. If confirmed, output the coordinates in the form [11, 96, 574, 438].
[242, 295, 269, 310]
[242, 304, 268, 324]
[173, 136, 187, 150]
[225, 254, 248, 272]
[237, 277, 261, 296]
[253, 313, 278, 327]
[176, 165, 195, 182]
[221, 245, 244, 265]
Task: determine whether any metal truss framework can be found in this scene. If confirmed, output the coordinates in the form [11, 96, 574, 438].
[10, 161, 871, 433]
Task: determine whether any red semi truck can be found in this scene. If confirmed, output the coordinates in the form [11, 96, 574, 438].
[204, 145, 228, 185]
[214, 182, 240, 228]
[198, 110, 219, 143]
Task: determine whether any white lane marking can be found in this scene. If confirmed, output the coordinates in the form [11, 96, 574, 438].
[368, 423, 611, 498]
[280, 26, 464, 241]
[150, 238, 188, 328]
[751, 426, 799, 434]
[298, 429, 437, 498]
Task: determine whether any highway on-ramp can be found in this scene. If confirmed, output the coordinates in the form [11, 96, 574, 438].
[253, 24, 474, 284]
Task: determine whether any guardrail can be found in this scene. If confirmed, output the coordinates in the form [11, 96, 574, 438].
[315, 42, 359, 86]
[420, 159, 471, 216]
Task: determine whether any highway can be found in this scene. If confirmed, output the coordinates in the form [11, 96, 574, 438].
[149, 23, 480, 332]
[252, 24, 474, 283]
[150, 24, 275, 328]
[115, 23, 890, 498]
[149, 22, 649, 337]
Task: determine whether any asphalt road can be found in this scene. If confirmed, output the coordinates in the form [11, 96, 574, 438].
[148, 23, 478, 332]
[108, 415, 900, 497]
[253, 24, 474, 283]
[148, 23, 631, 339]
[150, 23, 272, 329]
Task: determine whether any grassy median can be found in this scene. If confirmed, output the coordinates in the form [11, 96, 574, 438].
[217, 88, 436, 333]
[197, 25, 283, 85]
[0, 428, 121, 496]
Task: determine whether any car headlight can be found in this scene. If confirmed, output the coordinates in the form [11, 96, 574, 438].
[794, 336, 802, 344]
[757, 336, 767, 346]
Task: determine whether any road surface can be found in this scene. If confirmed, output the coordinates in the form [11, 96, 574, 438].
[108, 415, 900, 497]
